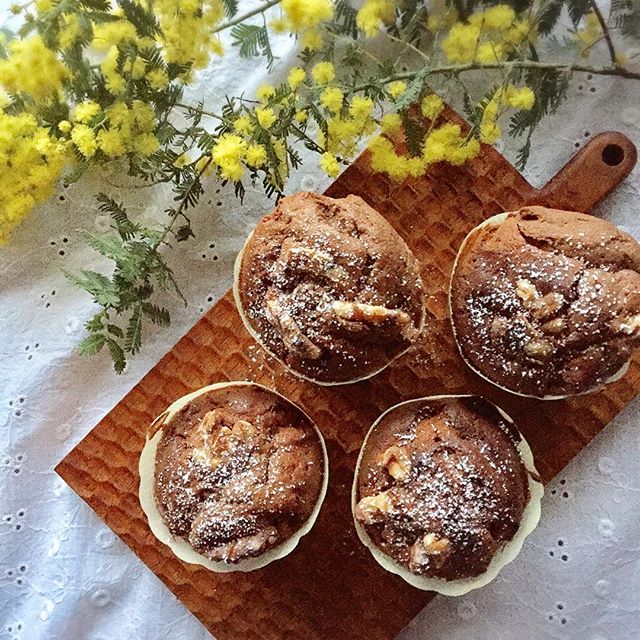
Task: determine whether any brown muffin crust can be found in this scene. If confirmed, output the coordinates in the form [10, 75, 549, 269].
[153, 384, 324, 564]
[355, 397, 531, 581]
[236, 192, 425, 383]
[451, 206, 640, 397]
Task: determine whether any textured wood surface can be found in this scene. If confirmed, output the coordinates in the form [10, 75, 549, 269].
[56, 117, 639, 640]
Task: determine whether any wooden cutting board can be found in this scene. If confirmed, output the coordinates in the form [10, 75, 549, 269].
[56, 111, 638, 640]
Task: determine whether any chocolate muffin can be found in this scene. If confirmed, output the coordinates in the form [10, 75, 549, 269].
[352, 395, 542, 595]
[450, 206, 640, 398]
[234, 192, 426, 384]
[139, 382, 328, 571]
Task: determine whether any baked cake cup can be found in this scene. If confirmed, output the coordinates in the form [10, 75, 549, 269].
[233, 192, 426, 386]
[449, 209, 637, 399]
[139, 381, 329, 572]
[352, 395, 543, 596]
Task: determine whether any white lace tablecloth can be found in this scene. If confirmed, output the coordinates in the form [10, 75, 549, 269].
[2, 4, 640, 639]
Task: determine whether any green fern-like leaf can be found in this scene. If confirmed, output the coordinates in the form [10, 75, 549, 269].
[119, 0, 160, 37]
[566, 0, 590, 26]
[125, 305, 143, 354]
[537, 0, 564, 36]
[106, 323, 125, 338]
[105, 338, 127, 373]
[142, 302, 171, 326]
[231, 24, 263, 58]
[335, 0, 359, 39]
[258, 24, 275, 70]
[395, 66, 429, 111]
[78, 332, 107, 356]
[66, 270, 120, 307]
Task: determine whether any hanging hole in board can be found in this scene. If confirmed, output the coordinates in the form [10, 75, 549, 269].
[601, 144, 624, 167]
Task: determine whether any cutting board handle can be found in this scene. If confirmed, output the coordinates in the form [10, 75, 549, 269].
[532, 131, 637, 212]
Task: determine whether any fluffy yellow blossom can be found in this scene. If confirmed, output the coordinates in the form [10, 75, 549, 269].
[131, 100, 156, 130]
[132, 132, 159, 156]
[442, 5, 530, 64]
[234, 115, 253, 135]
[256, 107, 277, 129]
[295, 109, 308, 124]
[300, 28, 323, 51]
[88, 100, 159, 158]
[270, 17, 288, 33]
[195, 156, 213, 174]
[369, 136, 425, 180]
[0, 111, 67, 243]
[320, 87, 344, 114]
[97, 128, 127, 157]
[58, 13, 82, 49]
[129, 58, 146, 80]
[155, 0, 225, 69]
[0, 36, 67, 102]
[281, 0, 334, 31]
[478, 83, 534, 145]
[505, 19, 531, 46]
[246, 144, 267, 168]
[211, 37, 224, 57]
[101, 47, 126, 94]
[71, 124, 98, 157]
[174, 153, 190, 168]
[380, 113, 402, 133]
[357, 0, 396, 38]
[480, 5, 515, 30]
[320, 152, 341, 177]
[72, 101, 101, 123]
[442, 22, 481, 62]
[422, 123, 479, 165]
[256, 83, 276, 102]
[92, 19, 138, 51]
[211, 133, 247, 181]
[505, 85, 535, 110]
[478, 121, 499, 143]
[476, 42, 504, 63]
[323, 109, 375, 159]
[288, 67, 306, 91]
[421, 94, 444, 120]
[311, 61, 335, 85]
[105, 102, 129, 128]
[574, 11, 601, 58]
[387, 81, 407, 100]
[147, 68, 169, 90]
[349, 96, 374, 120]
[58, 120, 72, 133]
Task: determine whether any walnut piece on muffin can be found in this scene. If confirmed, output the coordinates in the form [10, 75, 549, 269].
[353, 396, 542, 594]
[142, 383, 326, 569]
[450, 206, 640, 398]
[234, 192, 426, 384]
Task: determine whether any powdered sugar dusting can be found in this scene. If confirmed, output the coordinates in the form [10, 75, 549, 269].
[236, 192, 425, 383]
[154, 385, 324, 564]
[453, 207, 640, 396]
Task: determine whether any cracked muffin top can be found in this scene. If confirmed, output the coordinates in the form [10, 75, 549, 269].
[451, 206, 640, 398]
[153, 384, 325, 564]
[235, 192, 426, 384]
[354, 396, 535, 581]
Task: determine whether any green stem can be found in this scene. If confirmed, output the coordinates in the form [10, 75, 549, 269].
[589, 0, 617, 64]
[291, 123, 324, 153]
[211, 0, 282, 34]
[152, 158, 213, 251]
[353, 60, 640, 93]
[176, 102, 223, 121]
